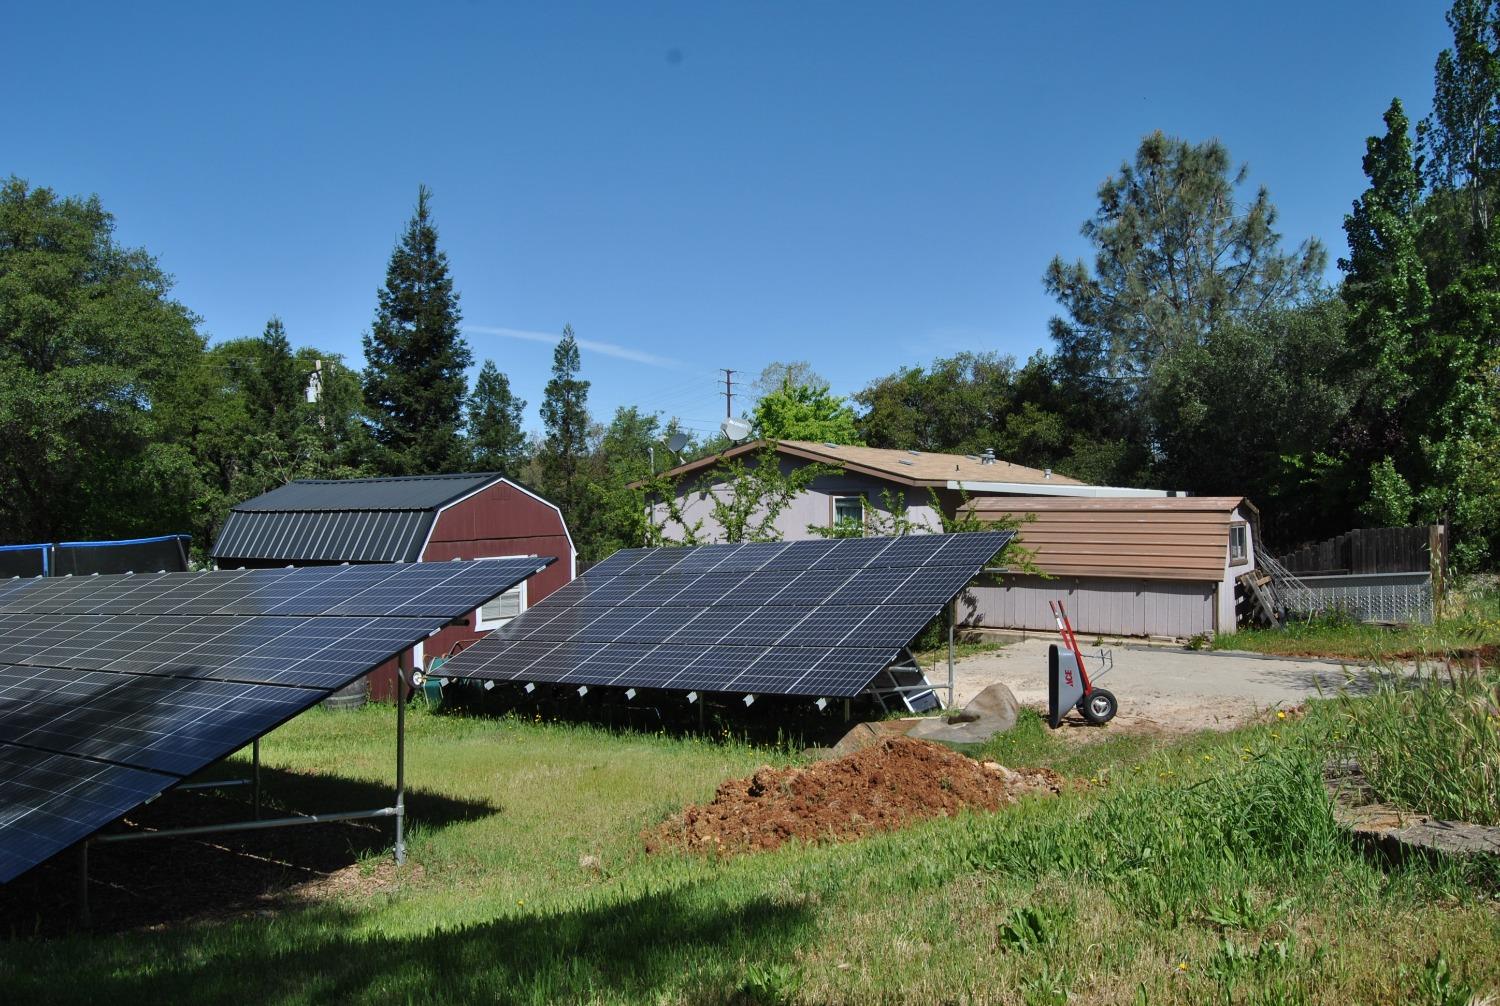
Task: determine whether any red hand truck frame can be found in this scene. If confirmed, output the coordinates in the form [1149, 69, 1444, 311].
[1048, 599, 1118, 725]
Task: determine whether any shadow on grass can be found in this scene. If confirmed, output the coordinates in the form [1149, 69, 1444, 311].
[0, 765, 498, 937]
[7, 883, 818, 1006]
[436, 680, 868, 749]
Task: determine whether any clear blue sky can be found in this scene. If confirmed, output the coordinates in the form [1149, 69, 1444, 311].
[4, 2, 1450, 443]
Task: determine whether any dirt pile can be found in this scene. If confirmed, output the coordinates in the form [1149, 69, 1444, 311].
[647, 736, 1063, 856]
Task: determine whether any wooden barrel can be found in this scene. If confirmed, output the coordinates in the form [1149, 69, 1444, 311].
[322, 676, 368, 710]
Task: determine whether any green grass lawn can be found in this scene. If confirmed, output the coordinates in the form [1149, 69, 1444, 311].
[1, 701, 1497, 1005]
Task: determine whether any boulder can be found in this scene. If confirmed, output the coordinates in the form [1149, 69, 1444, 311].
[906, 683, 1019, 745]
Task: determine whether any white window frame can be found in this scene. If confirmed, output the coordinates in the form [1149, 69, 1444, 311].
[475, 578, 527, 630]
[830, 494, 866, 531]
[1228, 523, 1249, 566]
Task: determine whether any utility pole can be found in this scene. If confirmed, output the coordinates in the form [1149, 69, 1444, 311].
[721, 368, 736, 418]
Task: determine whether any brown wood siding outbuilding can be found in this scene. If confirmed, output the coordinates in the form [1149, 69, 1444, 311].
[958, 496, 1254, 638]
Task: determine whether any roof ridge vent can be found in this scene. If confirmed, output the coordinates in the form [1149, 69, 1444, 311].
[898, 459, 914, 466]
[822, 442, 840, 449]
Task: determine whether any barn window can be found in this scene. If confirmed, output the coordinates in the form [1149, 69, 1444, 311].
[477, 581, 527, 628]
[473, 555, 532, 629]
[1229, 523, 1249, 565]
[831, 495, 866, 533]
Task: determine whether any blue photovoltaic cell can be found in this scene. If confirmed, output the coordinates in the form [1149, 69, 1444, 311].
[440, 531, 1011, 698]
[0, 663, 314, 776]
[0, 556, 549, 884]
[0, 557, 553, 619]
[0, 743, 172, 884]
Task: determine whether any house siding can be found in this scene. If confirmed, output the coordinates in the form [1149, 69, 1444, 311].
[651, 459, 946, 541]
[965, 573, 1216, 637]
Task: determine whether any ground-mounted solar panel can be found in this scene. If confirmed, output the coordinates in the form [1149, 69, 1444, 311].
[440, 531, 1011, 698]
[0, 556, 553, 884]
[0, 743, 173, 884]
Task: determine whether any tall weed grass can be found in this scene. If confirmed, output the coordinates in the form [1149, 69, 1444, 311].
[1331, 664, 1500, 825]
[968, 740, 1349, 927]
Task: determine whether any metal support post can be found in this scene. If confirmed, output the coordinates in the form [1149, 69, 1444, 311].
[94, 806, 398, 843]
[947, 598, 957, 709]
[252, 738, 262, 819]
[394, 653, 407, 865]
[77, 841, 90, 928]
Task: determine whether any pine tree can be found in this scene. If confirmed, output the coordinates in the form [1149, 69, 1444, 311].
[1342, 100, 1433, 429]
[1046, 132, 1326, 387]
[361, 185, 472, 475]
[467, 360, 527, 476]
[537, 325, 591, 513]
[246, 316, 303, 431]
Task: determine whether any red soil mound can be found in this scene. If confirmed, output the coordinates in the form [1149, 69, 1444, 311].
[647, 736, 1063, 856]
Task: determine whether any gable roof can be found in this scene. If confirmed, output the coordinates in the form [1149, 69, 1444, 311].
[961, 496, 1252, 582]
[230, 473, 503, 513]
[212, 473, 507, 564]
[638, 439, 1087, 490]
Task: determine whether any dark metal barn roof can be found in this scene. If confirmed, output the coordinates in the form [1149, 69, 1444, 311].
[212, 473, 504, 564]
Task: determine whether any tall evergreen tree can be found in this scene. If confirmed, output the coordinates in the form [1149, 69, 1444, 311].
[246, 316, 303, 431]
[467, 360, 527, 476]
[1046, 132, 1326, 388]
[1415, 1, 1500, 565]
[361, 185, 472, 475]
[1421, 0, 1500, 254]
[537, 325, 591, 513]
[1339, 98, 1432, 515]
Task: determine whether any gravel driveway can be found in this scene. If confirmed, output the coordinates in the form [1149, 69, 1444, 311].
[924, 637, 1383, 733]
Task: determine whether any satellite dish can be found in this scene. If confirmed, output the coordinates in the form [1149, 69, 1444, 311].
[666, 432, 689, 453]
[721, 417, 752, 442]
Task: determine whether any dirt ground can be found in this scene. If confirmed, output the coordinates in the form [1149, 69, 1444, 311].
[647, 736, 1062, 855]
[925, 636, 1379, 734]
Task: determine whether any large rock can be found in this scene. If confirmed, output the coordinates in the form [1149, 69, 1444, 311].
[906, 683, 1020, 745]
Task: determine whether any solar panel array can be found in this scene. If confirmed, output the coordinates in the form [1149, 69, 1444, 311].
[0, 556, 553, 883]
[441, 532, 1010, 699]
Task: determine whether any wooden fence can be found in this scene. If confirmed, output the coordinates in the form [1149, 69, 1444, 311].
[1274, 525, 1446, 578]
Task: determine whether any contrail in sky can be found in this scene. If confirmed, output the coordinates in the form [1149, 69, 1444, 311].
[465, 325, 685, 370]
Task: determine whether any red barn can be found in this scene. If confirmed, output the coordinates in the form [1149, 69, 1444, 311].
[212, 473, 574, 698]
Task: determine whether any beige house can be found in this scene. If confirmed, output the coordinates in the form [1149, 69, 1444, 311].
[643, 442, 1254, 639]
[644, 439, 1169, 543]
